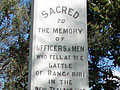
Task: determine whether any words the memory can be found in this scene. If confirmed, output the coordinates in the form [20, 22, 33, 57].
[41, 6, 80, 19]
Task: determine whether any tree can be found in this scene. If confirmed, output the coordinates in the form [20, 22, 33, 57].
[88, 0, 120, 89]
[0, 0, 120, 89]
[0, 0, 31, 89]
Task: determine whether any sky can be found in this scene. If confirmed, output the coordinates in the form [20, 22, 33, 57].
[0, 0, 120, 89]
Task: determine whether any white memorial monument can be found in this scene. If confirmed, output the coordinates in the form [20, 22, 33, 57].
[29, 0, 89, 90]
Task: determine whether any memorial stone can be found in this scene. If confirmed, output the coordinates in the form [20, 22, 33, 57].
[29, 0, 89, 90]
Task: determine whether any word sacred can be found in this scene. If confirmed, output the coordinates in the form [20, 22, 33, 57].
[41, 6, 79, 19]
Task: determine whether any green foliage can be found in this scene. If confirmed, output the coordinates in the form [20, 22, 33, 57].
[0, 0, 31, 89]
[0, 0, 120, 89]
[88, 0, 120, 89]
